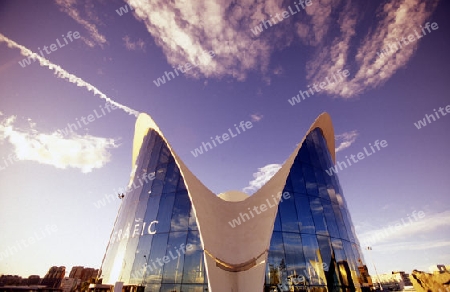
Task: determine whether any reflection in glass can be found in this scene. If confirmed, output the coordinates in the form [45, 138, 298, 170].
[265, 128, 369, 291]
[100, 130, 208, 290]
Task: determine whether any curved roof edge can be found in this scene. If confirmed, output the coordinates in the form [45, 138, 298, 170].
[131, 112, 335, 192]
[129, 112, 337, 266]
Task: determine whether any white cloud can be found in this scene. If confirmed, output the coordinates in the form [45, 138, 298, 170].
[243, 163, 282, 194]
[306, 0, 439, 98]
[372, 240, 450, 253]
[250, 113, 264, 122]
[125, 0, 438, 98]
[335, 130, 358, 152]
[123, 35, 146, 51]
[0, 115, 118, 173]
[357, 210, 450, 247]
[55, 0, 107, 48]
[127, 0, 285, 80]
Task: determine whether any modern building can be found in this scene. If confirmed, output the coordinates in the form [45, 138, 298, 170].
[96, 113, 372, 292]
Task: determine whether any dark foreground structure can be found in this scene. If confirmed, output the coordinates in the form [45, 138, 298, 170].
[96, 113, 372, 292]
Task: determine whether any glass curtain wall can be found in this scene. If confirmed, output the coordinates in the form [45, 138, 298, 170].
[100, 129, 208, 292]
[264, 128, 368, 292]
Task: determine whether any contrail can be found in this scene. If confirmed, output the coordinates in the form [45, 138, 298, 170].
[0, 33, 140, 117]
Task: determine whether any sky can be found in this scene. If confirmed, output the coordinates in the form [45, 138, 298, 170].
[0, 0, 449, 279]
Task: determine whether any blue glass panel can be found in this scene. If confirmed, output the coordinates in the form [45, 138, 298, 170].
[273, 209, 282, 232]
[146, 137, 163, 176]
[266, 232, 285, 286]
[282, 232, 306, 282]
[331, 238, 346, 263]
[130, 235, 154, 285]
[306, 134, 321, 169]
[332, 204, 349, 241]
[296, 139, 311, 165]
[289, 162, 307, 194]
[188, 207, 198, 231]
[143, 195, 162, 226]
[155, 192, 176, 233]
[182, 231, 205, 283]
[342, 240, 357, 271]
[158, 144, 171, 165]
[317, 129, 334, 170]
[294, 194, 316, 234]
[316, 235, 332, 273]
[177, 176, 187, 191]
[343, 211, 356, 243]
[279, 191, 300, 233]
[171, 190, 190, 232]
[162, 159, 179, 194]
[302, 164, 318, 196]
[332, 238, 351, 287]
[311, 128, 331, 172]
[283, 176, 294, 193]
[309, 197, 328, 236]
[161, 231, 188, 283]
[322, 200, 340, 238]
[264, 127, 371, 290]
[301, 234, 326, 286]
[145, 233, 169, 284]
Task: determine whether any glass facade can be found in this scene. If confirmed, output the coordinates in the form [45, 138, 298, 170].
[264, 128, 368, 292]
[99, 129, 208, 292]
[100, 120, 370, 292]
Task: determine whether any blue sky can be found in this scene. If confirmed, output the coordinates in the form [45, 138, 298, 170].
[0, 0, 449, 278]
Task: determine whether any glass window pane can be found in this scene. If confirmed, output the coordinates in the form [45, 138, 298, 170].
[306, 135, 321, 169]
[279, 191, 300, 233]
[296, 140, 311, 165]
[322, 200, 340, 238]
[162, 159, 180, 194]
[332, 204, 349, 241]
[282, 232, 306, 289]
[309, 197, 328, 236]
[170, 190, 190, 232]
[273, 209, 282, 232]
[130, 234, 154, 285]
[161, 231, 188, 283]
[155, 192, 176, 233]
[146, 137, 163, 175]
[316, 235, 332, 272]
[301, 234, 326, 286]
[158, 144, 171, 165]
[302, 164, 318, 196]
[294, 194, 316, 234]
[289, 163, 307, 194]
[182, 231, 205, 283]
[283, 176, 294, 193]
[143, 195, 162, 225]
[266, 232, 285, 286]
[188, 207, 198, 231]
[145, 233, 169, 284]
